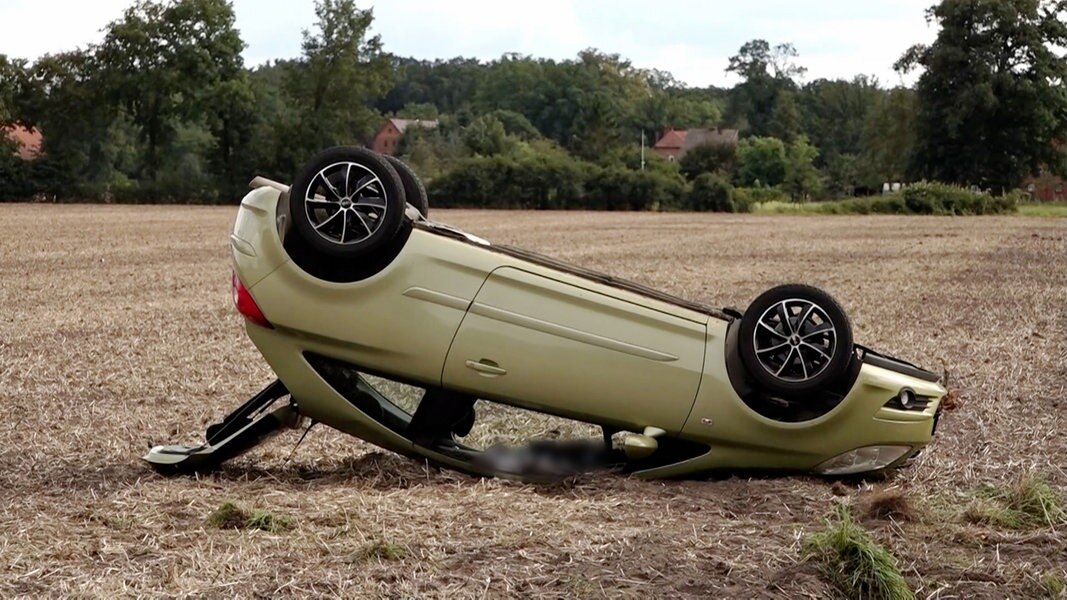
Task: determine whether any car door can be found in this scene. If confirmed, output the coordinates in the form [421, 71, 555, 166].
[441, 267, 706, 433]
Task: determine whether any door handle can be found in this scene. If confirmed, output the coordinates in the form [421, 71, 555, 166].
[465, 359, 507, 376]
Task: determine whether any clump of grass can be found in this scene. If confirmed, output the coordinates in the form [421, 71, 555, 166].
[803, 506, 914, 600]
[1036, 571, 1066, 599]
[246, 510, 294, 533]
[962, 496, 1025, 529]
[206, 501, 249, 530]
[1004, 475, 1067, 526]
[865, 489, 916, 522]
[206, 501, 293, 532]
[963, 475, 1067, 529]
[355, 538, 408, 561]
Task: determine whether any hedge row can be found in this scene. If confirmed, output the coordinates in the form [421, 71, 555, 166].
[428, 155, 691, 211]
[817, 183, 1020, 215]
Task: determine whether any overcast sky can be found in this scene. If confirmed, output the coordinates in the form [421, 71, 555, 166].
[0, 0, 938, 87]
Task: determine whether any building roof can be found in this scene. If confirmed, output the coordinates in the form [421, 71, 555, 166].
[652, 128, 688, 150]
[387, 118, 439, 134]
[4, 125, 42, 160]
[681, 128, 739, 152]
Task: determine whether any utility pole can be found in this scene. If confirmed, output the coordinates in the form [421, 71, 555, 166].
[640, 130, 646, 171]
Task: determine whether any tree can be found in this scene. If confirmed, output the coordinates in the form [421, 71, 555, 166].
[462, 114, 515, 156]
[724, 40, 805, 136]
[862, 87, 918, 186]
[783, 136, 821, 200]
[768, 91, 802, 142]
[798, 76, 883, 166]
[294, 0, 392, 150]
[97, 0, 246, 181]
[0, 55, 31, 125]
[737, 136, 787, 187]
[679, 142, 736, 180]
[897, 0, 1067, 189]
[726, 40, 806, 81]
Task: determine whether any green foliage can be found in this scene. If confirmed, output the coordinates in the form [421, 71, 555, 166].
[1017, 202, 1067, 218]
[768, 91, 802, 143]
[783, 136, 821, 200]
[964, 475, 1067, 529]
[737, 136, 787, 187]
[733, 186, 788, 208]
[462, 114, 516, 156]
[724, 40, 805, 137]
[688, 173, 735, 212]
[899, 0, 1067, 189]
[899, 182, 1017, 215]
[429, 154, 686, 211]
[0, 4, 1048, 208]
[752, 185, 1019, 215]
[429, 153, 586, 209]
[803, 506, 914, 600]
[799, 76, 882, 175]
[679, 142, 736, 181]
[293, 0, 392, 149]
[97, 0, 246, 179]
[861, 87, 917, 186]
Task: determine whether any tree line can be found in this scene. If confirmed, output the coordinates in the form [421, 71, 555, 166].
[0, 0, 1064, 207]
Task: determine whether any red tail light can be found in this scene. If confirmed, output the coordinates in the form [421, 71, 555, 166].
[232, 272, 272, 329]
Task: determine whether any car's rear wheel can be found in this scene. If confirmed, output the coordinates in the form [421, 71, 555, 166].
[383, 155, 429, 218]
[738, 284, 854, 397]
[289, 146, 407, 258]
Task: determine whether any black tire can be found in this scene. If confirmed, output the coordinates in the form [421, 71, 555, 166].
[738, 284, 853, 397]
[289, 146, 407, 258]
[383, 155, 429, 218]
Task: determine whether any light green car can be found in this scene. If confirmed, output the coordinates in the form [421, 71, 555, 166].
[146, 147, 946, 481]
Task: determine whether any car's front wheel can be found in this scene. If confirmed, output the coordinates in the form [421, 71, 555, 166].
[289, 146, 407, 258]
[738, 284, 854, 397]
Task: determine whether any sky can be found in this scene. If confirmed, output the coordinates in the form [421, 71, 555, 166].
[0, 0, 938, 88]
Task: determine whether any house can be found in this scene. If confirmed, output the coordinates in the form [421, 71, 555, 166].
[651, 127, 739, 162]
[3, 125, 42, 160]
[1022, 168, 1066, 202]
[369, 118, 439, 156]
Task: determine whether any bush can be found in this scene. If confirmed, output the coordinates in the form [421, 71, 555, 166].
[585, 167, 686, 211]
[430, 156, 687, 211]
[734, 186, 787, 212]
[897, 181, 1017, 215]
[688, 173, 734, 212]
[429, 153, 586, 209]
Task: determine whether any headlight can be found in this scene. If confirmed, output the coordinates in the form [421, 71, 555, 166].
[814, 445, 912, 475]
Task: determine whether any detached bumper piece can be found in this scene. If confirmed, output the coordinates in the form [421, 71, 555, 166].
[144, 379, 302, 474]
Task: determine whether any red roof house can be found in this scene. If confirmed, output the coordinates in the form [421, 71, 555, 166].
[3, 125, 42, 160]
[369, 118, 439, 156]
[651, 127, 738, 162]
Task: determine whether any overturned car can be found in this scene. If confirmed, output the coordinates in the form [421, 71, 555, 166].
[145, 147, 946, 481]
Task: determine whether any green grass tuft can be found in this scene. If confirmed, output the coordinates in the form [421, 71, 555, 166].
[1037, 571, 1066, 599]
[964, 475, 1067, 529]
[1004, 475, 1067, 526]
[206, 501, 293, 532]
[962, 496, 1026, 529]
[804, 506, 914, 600]
[356, 538, 408, 561]
[206, 501, 249, 530]
[246, 510, 294, 533]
